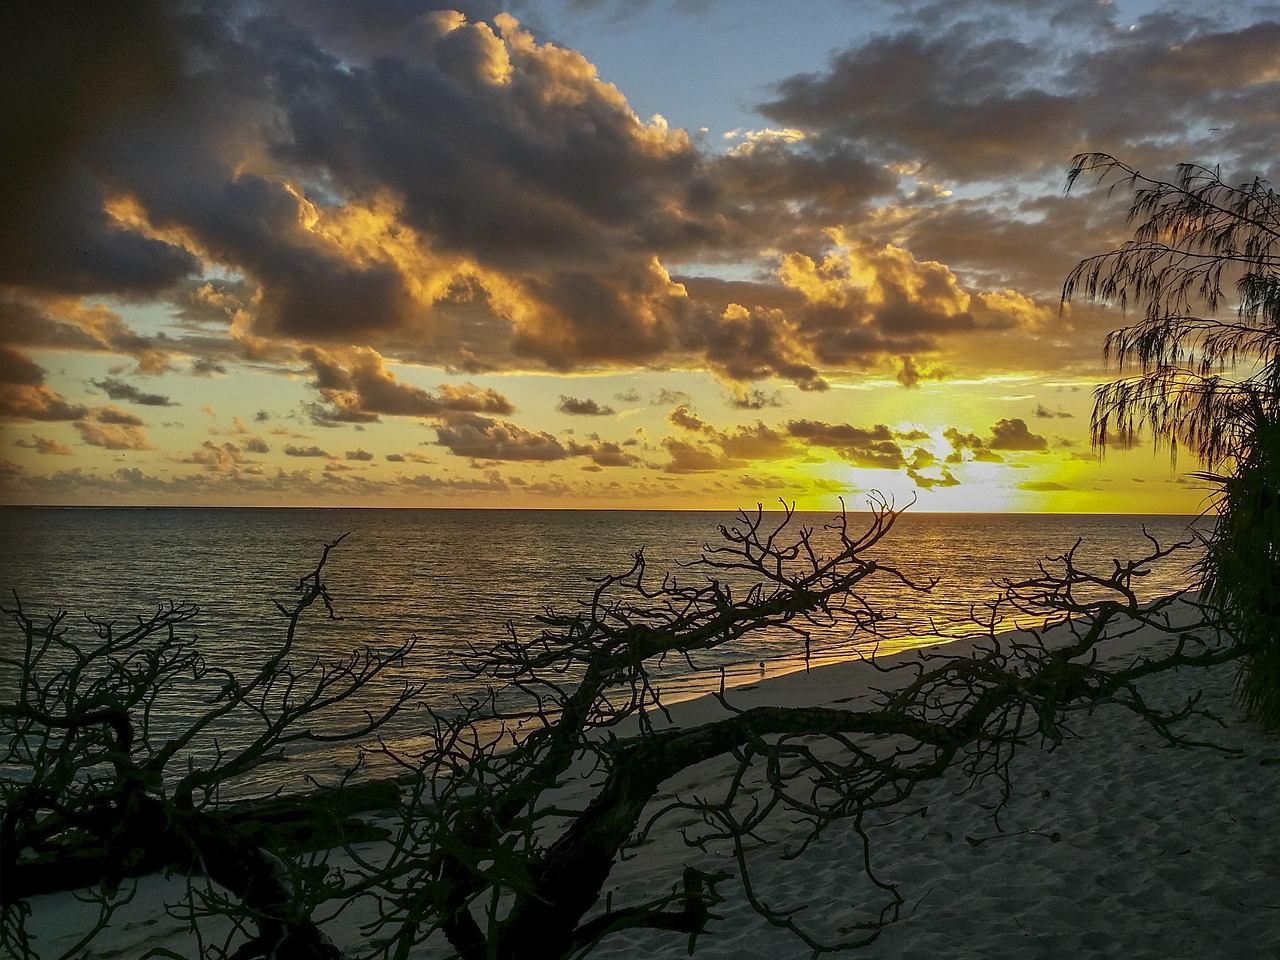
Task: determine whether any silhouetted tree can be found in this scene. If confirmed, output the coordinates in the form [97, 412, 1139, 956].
[1064, 152, 1280, 727]
[1, 503, 1240, 959]
[1, 536, 420, 959]
[353, 501, 1235, 959]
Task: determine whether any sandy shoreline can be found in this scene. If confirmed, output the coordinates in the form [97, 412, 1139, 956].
[18, 618, 1280, 959]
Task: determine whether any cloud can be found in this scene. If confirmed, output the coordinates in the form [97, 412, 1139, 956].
[303, 346, 514, 424]
[1020, 480, 1069, 492]
[895, 354, 949, 389]
[74, 419, 152, 451]
[14, 434, 72, 455]
[91, 377, 176, 406]
[557, 396, 616, 416]
[760, 27, 1076, 182]
[345, 448, 375, 461]
[786, 419, 912, 469]
[3, 0, 1278, 510]
[697, 301, 828, 390]
[661, 437, 744, 474]
[182, 440, 258, 474]
[93, 405, 145, 427]
[386, 450, 433, 464]
[777, 238, 981, 351]
[567, 438, 640, 468]
[727, 387, 784, 410]
[679, 236, 1047, 385]
[652, 388, 692, 405]
[227, 417, 270, 453]
[433, 414, 569, 462]
[667, 404, 712, 434]
[905, 447, 960, 489]
[192, 357, 228, 376]
[989, 417, 1049, 451]
[1033, 403, 1073, 419]
[0, 3, 978, 392]
[944, 417, 1048, 462]
[0, 345, 89, 421]
[652, 403, 804, 473]
[944, 428, 1004, 463]
[284, 444, 332, 458]
[758, 13, 1280, 185]
[2, 293, 173, 373]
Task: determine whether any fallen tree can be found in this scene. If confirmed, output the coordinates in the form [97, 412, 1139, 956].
[1, 500, 1239, 959]
[1, 536, 420, 959]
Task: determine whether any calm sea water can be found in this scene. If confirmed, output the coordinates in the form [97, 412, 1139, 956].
[0, 508, 1208, 791]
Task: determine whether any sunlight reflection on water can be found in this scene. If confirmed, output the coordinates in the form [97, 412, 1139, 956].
[0, 507, 1208, 792]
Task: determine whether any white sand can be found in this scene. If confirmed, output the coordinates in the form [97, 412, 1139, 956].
[18, 618, 1280, 959]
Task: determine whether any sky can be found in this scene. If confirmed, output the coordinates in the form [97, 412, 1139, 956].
[2, 0, 1277, 512]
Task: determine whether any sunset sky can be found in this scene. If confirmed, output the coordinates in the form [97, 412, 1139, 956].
[2, 0, 1276, 512]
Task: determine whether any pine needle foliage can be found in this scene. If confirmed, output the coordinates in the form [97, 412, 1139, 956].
[1064, 152, 1280, 728]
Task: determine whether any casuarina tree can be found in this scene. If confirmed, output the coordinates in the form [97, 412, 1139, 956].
[1064, 152, 1280, 728]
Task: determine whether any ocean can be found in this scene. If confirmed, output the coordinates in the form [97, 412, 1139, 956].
[0, 507, 1209, 792]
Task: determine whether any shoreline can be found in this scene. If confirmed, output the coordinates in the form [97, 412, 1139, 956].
[18, 611, 1280, 959]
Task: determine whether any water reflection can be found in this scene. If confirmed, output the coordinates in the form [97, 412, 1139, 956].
[0, 507, 1208, 792]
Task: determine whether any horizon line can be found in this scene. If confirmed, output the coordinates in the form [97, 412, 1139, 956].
[0, 503, 1205, 517]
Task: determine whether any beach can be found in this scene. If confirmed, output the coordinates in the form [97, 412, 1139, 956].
[17, 617, 1280, 960]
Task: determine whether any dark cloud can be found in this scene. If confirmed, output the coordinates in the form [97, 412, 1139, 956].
[761, 27, 1075, 181]
[94, 406, 146, 427]
[1033, 403, 1073, 419]
[346, 448, 375, 461]
[661, 437, 743, 474]
[567, 438, 640, 468]
[0, 346, 89, 421]
[0, 345, 45, 388]
[714, 134, 897, 226]
[91, 377, 176, 407]
[944, 417, 1048, 462]
[667, 404, 711, 434]
[0, 1, 195, 294]
[665, 405, 800, 467]
[385, 449, 433, 464]
[303, 347, 514, 423]
[192, 357, 228, 376]
[696, 299, 828, 390]
[3, 0, 1278, 510]
[944, 427, 1001, 463]
[284, 444, 332, 458]
[652, 388, 692, 405]
[13, 434, 72, 455]
[182, 440, 258, 474]
[433, 414, 568, 462]
[0, 2, 919, 389]
[75, 416, 152, 450]
[895, 355, 948, 389]
[760, 14, 1280, 185]
[727, 387, 784, 410]
[1, 293, 173, 373]
[677, 233, 1026, 383]
[905, 447, 959, 489]
[989, 417, 1048, 451]
[557, 396, 616, 416]
[786, 420, 911, 469]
